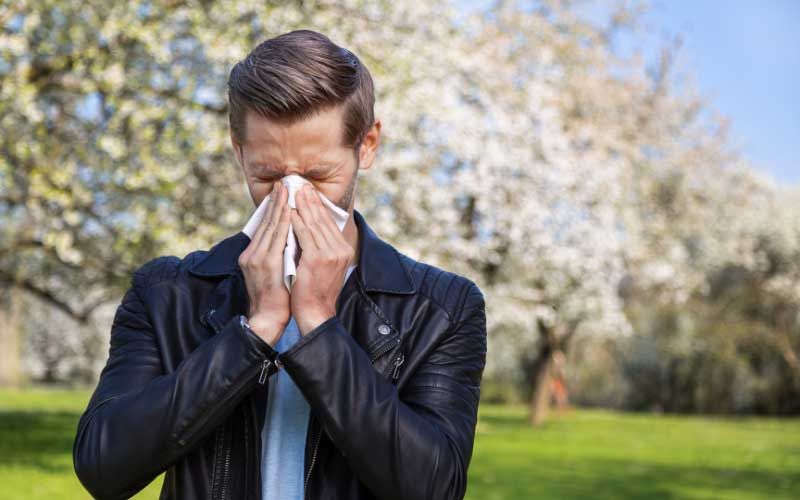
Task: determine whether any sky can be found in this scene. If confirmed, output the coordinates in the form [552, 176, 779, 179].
[584, 0, 800, 185]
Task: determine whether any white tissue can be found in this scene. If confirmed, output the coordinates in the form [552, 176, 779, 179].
[242, 174, 350, 292]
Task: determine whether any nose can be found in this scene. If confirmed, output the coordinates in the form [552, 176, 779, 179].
[280, 174, 313, 208]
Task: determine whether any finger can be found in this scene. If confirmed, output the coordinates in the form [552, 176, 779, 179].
[250, 182, 282, 250]
[298, 185, 333, 249]
[295, 186, 327, 250]
[308, 187, 344, 247]
[301, 185, 328, 230]
[291, 209, 320, 255]
[257, 182, 286, 252]
[309, 190, 353, 268]
[267, 193, 291, 256]
[242, 187, 275, 265]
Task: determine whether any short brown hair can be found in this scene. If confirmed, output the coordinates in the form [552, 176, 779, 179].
[227, 29, 375, 153]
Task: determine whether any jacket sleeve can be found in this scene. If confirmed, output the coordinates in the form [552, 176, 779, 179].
[278, 280, 487, 500]
[72, 258, 277, 500]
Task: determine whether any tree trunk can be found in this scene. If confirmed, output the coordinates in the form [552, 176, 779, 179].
[775, 327, 800, 390]
[529, 319, 578, 426]
[0, 287, 24, 388]
[529, 347, 555, 426]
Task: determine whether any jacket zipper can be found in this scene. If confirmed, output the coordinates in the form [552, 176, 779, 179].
[391, 353, 405, 380]
[177, 352, 264, 447]
[202, 307, 217, 329]
[205, 308, 404, 497]
[242, 405, 250, 499]
[204, 306, 279, 499]
[370, 335, 400, 362]
[300, 348, 405, 498]
[179, 307, 269, 449]
[220, 421, 233, 500]
[304, 415, 322, 499]
[248, 397, 260, 500]
[210, 425, 225, 498]
[258, 359, 270, 384]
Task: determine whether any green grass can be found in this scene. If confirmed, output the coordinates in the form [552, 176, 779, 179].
[0, 386, 163, 499]
[469, 405, 800, 500]
[1, 387, 798, 499]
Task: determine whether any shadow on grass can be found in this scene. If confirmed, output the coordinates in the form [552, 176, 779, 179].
[0, 410, 81, 473]
[478, 408, 529, 427]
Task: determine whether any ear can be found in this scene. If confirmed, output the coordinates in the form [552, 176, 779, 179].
[357, 118, 381, 171]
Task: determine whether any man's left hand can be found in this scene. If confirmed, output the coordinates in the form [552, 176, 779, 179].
[290, 183, 355, 336]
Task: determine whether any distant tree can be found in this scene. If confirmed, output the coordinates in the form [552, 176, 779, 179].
[2, 0, 796, 425]
[0, 0, 412, 383]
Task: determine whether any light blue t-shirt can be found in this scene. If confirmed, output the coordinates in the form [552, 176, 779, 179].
[261, 264, 356, 500]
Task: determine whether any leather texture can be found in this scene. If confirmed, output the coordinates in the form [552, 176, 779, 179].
[73, 208, 488, 500]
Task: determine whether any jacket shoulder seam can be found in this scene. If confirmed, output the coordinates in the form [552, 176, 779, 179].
[132, 255, 182, 291]
[397, 254, 477, 327]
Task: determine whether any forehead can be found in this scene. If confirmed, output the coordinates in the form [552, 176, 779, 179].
[242, 105, 347, 161]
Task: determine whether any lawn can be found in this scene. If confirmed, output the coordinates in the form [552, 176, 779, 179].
[1, 387, 798, 499]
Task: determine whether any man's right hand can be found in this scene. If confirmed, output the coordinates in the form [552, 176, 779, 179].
[238, 182, 291, 347]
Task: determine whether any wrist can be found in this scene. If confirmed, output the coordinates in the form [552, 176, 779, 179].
[297, 310, 335, 337]
[246, 314, 284, 347]
[238, 315, 283, 384]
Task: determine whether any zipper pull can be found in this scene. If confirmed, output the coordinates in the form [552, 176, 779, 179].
[200, 307, 214, 326]
[258, 359, 271, 384]
[391, 354, 405, 380]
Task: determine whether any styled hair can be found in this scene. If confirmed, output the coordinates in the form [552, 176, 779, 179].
[227, 29, 375, 153]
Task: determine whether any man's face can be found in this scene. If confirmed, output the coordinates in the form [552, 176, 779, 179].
[231, 104, 380, 214]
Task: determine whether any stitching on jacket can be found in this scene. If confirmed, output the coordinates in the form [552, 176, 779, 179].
[404, 383, 480, 406]
[397, 254, 479, 327]
[455, 282, 485, 331]
[132, 255, 182, 293]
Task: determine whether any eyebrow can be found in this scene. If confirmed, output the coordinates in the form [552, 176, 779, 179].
[249, 164, 281, 176]
[250, 163, 337, 177]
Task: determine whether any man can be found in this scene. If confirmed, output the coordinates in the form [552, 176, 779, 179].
[73, 29, 487, 500]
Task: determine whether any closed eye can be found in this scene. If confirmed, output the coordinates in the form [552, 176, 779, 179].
[250, 163, 338, 181]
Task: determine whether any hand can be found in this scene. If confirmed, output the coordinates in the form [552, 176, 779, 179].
[238, 182, 291, 347]
[290, 183, 355, 335]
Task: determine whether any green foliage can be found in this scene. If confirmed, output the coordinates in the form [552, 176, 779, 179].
[611, 280, 800, 415]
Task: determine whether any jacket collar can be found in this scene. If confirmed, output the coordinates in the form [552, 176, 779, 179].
[188, 208, 416, 295]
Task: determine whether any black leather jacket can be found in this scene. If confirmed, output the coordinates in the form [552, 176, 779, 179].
[73, 208, 487, 500]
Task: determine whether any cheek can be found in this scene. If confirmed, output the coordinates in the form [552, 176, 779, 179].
[246, 177, 276, 204]
[310, 181, 345, 203]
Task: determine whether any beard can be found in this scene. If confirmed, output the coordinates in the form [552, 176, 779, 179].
[334, 153, 359, 212]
